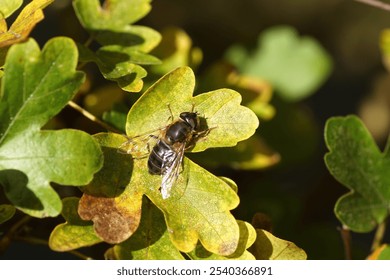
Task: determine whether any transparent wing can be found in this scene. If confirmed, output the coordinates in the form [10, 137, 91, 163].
[160, 144, 186, 199]
[118, 127, 166, 159]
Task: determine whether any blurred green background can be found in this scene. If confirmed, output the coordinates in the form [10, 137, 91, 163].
[142, 0, 390, 259]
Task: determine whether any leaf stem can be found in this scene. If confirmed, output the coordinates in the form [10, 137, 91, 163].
[354, 0, 390, 11]
[84, 34, 95, 49]
[67, 100, 122, 133]
[371, 221, 386, 252]
[339, 225, 352, 259]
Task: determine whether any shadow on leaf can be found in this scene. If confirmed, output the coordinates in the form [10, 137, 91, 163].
[95, 30, 144, 47]
[78, 133, 142, 244]
[107, 197, 179, 260]
[0, 169, 43, 211]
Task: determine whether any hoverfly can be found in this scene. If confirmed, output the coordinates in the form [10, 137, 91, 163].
[119, 106, 210, 199]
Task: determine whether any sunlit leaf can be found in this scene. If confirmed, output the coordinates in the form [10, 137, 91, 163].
[78, 132, 142, 244]
[0, 37, 103, 218]
[187, 221, 256, 260]
[73, 0, 160, 93]
[73, 0, 151, 31]
[81, 132, 240, 255]
[0, 0, 23, 19]
[250, 229, 307, 260]
[325, 115, 390, 232]
[0, 0, 53, 48]
[0, 204, 15, 224]
[126, 66, 259, 152]
[107, 197, 185, 260]
[226, 26, 332, 101]
[367, 244, 390, 260]
[195, 62, 278, 170]
[78, 43, 148, 92]
[377, 245, 390, 260]
[49, 197, 102, 251]
[96, 45, 160, 92]
[79, 67, 259, 257]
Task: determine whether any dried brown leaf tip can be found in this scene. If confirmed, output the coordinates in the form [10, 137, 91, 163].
[78, 193, 141, 244]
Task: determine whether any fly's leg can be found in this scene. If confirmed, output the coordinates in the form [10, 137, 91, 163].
[166, 104, 174, 123]
[185, 126, 216, 150]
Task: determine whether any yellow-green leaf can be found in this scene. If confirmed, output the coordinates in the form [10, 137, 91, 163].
[0, 38, 103, 217]
[49, 197, 102, 252]
[188, 221, 256, 260]
[0, 0, 23, 19]
[107, 198, 185, 260]
[0, 0, 53, 48]
[0, 204, 15, 224]
[79, 67, 259, 257]
[250, 229, 307, 260]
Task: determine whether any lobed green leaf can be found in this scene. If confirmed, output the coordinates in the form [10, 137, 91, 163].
[107, 197, 185, 260]
[187, 221, 256, 260]
[49, 197, 102, 252]
[0, 37, 103, 217]
[73, 0, 151, 31]
[250, 229, 307, 260]
[325, 115, 390, 232]
[80, 132, 240, 256]
[126, 66, 259, 152]
[74, 2, 161, 93]
[0, 0, 53, 48]
[77, 67, 259, 257]
[0, 204, 15, 224]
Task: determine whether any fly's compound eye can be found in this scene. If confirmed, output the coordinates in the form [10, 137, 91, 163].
[180, 112, 199, 130]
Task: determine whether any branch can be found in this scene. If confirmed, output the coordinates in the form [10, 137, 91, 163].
[0, 215, 31, 254]
[371, 221, 386, 252]
[354, 0, 390, 11]
[67, 101, 123, 133]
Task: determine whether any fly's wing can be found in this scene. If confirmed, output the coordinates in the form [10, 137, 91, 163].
[160, 144, 185, 199]
[118, 127, 166, 159]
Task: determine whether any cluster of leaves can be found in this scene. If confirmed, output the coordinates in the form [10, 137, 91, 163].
[0, 0, 309, 260]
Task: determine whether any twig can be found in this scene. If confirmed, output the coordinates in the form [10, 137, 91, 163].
[14, 236, 93, 260]
[67, 100, 122, 133]
[371, 221, 386, 252]
[0, 215, 31, 254]
[354, 0, 390, 11]
[339, 225, 352, 260]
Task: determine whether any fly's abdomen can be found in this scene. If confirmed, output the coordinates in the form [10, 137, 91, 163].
[148, 140, 176, 175]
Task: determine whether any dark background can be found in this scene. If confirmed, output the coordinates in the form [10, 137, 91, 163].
[2, 0, 390, 259]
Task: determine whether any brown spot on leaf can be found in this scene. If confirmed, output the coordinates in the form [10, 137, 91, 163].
[78, 193, 141, 244]
[218, 240, 239, 256]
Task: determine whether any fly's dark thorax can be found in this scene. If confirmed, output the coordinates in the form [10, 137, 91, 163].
[165, 121, 193, 144]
